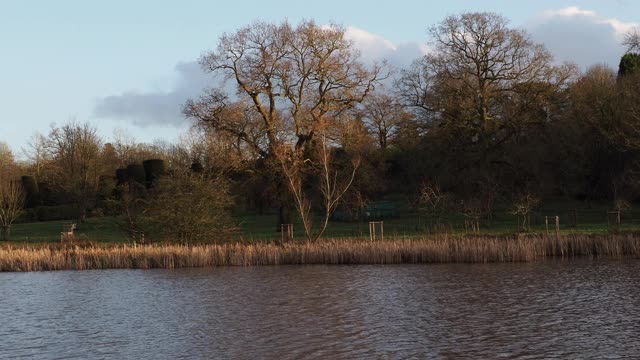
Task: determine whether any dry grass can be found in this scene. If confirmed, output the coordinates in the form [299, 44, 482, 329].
[1, 234, 640, 272]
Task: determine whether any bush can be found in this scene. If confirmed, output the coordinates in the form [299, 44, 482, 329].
[143, 171, 236, 243]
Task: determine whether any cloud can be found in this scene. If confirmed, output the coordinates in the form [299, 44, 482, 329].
[94, 27, 427, 126]
[345, 26, 428, 69]
[542, 6, 597, 18]
[94, 61, 214, 127]
[528, 6, 639, 69]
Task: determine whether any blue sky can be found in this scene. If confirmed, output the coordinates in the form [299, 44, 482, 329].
[1, 0, 639, 155]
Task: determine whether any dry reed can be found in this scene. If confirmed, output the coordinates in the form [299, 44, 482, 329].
[1, 234, 639, 272]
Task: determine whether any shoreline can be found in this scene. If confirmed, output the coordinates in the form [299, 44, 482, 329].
[1, 234, 640, 272]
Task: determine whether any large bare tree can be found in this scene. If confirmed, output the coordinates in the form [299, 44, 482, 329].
[185, 20, 383, 241]
[398, 12, 576, 139]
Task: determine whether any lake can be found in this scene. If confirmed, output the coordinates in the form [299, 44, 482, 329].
[1, 260, 639, 359]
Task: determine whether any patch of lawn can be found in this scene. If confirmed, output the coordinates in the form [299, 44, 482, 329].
[8, 217, 126, 244]
[6, 200, 640, 244]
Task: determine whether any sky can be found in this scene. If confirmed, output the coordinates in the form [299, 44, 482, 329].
[1, 0, 639, 156]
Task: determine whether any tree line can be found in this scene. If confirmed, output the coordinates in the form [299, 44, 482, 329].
[1, 12, 640, 242]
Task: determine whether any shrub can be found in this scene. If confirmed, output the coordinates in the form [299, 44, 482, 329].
[143, 170, 236, 243]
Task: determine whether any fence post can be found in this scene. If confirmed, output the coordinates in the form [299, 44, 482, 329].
[369, 221, 383, 241]
[555, 216, 560, 238]
[545, 216, 549, 235]
[281, 224, 293, 242]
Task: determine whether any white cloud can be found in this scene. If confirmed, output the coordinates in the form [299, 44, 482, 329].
[542, 6, 597, 19]
[529, 6, 638, 69]
[539, 6, 637, 39]
[345, 26, 428, 69]
[346, 26, 397, 53]
[94, 61, 214, 127]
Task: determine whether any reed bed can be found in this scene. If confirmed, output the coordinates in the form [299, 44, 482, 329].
[1, 234, 640, 272]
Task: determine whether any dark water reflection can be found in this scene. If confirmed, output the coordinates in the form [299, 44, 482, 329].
[1, 260, 640, 359]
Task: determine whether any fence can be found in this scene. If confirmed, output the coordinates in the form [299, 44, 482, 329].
[238, 202, 640, 241]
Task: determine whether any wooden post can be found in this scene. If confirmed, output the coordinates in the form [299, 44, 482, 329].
[281, 224, 293, 242]
[369, 221, 383, 241]
[545, 216, 549, 235]
[555, 216, 560, 238]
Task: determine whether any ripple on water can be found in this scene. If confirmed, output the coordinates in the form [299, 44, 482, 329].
[1, 260, 640, 359]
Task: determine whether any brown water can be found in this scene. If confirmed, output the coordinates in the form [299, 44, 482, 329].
[1, 260, 639, 359]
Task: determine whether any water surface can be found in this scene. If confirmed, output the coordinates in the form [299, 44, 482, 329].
[1, 260, 639, 359]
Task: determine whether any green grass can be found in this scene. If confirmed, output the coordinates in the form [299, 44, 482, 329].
[9, 217, 126, 243]
[235, 200, 640, 240]
[5, 200, 640, 244]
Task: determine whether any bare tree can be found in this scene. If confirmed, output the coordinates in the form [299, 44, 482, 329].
[398, 12, 576, 138]
[0, 142, 15, 179]
[359, 92, 413, 151]
[46, 121, 102, 222]
[186, 20, 384, 241]
[623, 28, 640, 53]
[196, 20, 383, 153]
[0, 180, 25, 240]
[571, 65, 640, 152]
[111, 129, 144, 167]
[278, 130, 360, 241]
[417, 182, 450, 229]
[22, 133, 50, 183]
[511, 194, 540, 232]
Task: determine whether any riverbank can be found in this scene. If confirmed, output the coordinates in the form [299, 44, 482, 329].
[2, 234, 640, 271]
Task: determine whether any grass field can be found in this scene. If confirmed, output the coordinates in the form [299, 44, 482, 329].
[9, 217, 124, 243]
[6, 200, 640, 244]
[236, 200, 640, 240]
